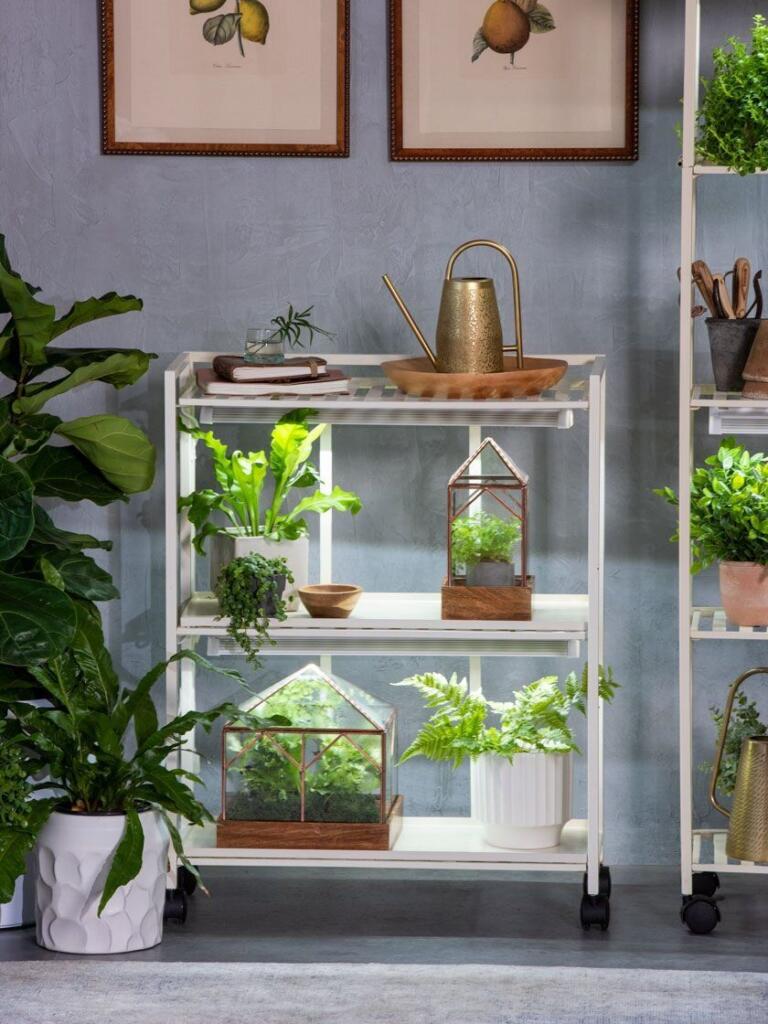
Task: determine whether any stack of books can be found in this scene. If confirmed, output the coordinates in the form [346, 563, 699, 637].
[196, 355, 351, 396]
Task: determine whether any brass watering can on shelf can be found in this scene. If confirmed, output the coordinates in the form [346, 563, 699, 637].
[382, 239, 525, 374]
[709, 667, 768, 862]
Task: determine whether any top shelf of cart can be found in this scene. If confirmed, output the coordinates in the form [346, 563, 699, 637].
[167, 353, 604, 429]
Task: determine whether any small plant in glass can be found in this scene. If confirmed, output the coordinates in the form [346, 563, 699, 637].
[244, 305, 334, 364]
[442, 437, 533, 620]
[219, 664, 401, 850]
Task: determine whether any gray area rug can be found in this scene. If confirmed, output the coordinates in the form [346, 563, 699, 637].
[1, 961, 766, 1024]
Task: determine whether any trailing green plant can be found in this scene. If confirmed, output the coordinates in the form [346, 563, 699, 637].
[394, 665, 619, 768]
[0, 620, 282, 913]
[268, 304, 334, 351]
[215, 552, 293, 666]
[655, 438, 768, 572]
[179, 409, 361, 551]
[451, 511, 521, 568]
[700, 691, 768, 797]
[0, 231, 155, 671]
[692, 15, 768, 176]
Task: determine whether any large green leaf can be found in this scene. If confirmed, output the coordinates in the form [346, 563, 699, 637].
[68, 602, 119, 708]
[55, 415, 155, 495]
[0, 571, 77, 665]
[42, 550, 118, 601]
[2, 414, 61, 457]
[22, 446, 127, 505]
[0, 457, 34, 561]
[28, 505, 112, 552]
[285, 485, 362, 524]
[50, 293, 143, 342]
[13, 351, 154, 416]
[25, 345, 154, 380]
[98, 808, 144, 916]
[0, 256, 55, 369]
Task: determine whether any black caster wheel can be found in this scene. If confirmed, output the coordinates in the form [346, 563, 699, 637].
[580, 894, 610, 931]
[692, 872, 720, 898]
[164, 888, 188, 924]
[681, 895, 720, 935]
[583, 866, 611, 898]
[178, 865, 198, 896]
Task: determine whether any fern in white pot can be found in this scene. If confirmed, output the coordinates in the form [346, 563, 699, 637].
[394, 667, 618, 850]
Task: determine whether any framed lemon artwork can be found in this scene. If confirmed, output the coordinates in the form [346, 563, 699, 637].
[390, 0, 639, 161]
[101, 0, 349, 156]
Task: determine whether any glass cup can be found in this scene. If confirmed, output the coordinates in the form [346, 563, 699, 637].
[245, 327, 285, 364]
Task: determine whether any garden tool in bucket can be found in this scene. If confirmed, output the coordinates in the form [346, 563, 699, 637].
[709, 667, 768, 862]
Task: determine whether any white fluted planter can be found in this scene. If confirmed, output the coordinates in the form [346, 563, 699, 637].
[211, 532, 309, 611]
[0, 876, 26, 929]
[475, 752, 572, 850]
[35, 810, 169, 955]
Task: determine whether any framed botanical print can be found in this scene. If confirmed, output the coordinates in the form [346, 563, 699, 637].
[390, 0, 639, 162]
[101, 0, 349, 157]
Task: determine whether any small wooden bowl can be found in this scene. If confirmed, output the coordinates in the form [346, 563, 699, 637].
[298, 584, 362, 619]
[382, 356, 568, 399]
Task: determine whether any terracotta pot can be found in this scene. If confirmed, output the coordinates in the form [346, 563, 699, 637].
[720, 561, 768, 627]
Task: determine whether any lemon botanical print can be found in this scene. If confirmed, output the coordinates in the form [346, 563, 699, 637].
[190, 0, 269, 58]
[472, 0, 555, 66]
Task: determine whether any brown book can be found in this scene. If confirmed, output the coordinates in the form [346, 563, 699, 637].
[212, 354, 328, 383]
[197, 367, 349, 396]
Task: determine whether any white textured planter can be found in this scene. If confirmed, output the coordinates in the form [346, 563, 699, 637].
[0, 876, 26, 929]
[475, 752, 572, 850]
[211, 532, 309, 611]
[35, 810, 169, 955]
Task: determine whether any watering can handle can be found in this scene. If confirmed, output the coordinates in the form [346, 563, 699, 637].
[444, 239, 525, 370]
[709, 667, 768, 818]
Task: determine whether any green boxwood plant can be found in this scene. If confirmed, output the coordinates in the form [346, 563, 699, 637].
[656, 438, 768, 572]
[451, 511, 521, 569]
[701, 691, 768, 797]
[215, 552, 293, 666]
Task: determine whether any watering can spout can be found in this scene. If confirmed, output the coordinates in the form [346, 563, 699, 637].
[382, 274, 438, 368]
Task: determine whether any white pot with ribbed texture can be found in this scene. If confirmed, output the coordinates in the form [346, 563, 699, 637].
[0, 876, 26, 929]
[35, 810, 169, 954]
[475, 752, 572, 850]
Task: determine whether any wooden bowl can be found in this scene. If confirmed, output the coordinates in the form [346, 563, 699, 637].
[298, 584, 362, 619]
[382, 356, 568, 399]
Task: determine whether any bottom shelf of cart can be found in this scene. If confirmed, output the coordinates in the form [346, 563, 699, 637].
[184, 817, 593, 871]
[693, 829, 768, 875]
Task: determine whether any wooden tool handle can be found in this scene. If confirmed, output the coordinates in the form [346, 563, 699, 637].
[733, 258, 751, 318]
[712, 275, 735, 319]
[691, 260, 718, 318]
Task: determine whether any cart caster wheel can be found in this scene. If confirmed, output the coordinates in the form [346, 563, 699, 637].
[692, 872, 720, 898]
[164, 888, 188, 924]
[580, 894, 610, 931]
[177, 865, 198, 896]
[681, 895, 720, 934]
[583, 866, 611, 898]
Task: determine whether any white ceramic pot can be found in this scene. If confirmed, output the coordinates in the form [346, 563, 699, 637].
[211, 531, 309, 612]
[35, 809, 169, 954]
[475, 752, 572, 850]
[0, 876, 26, 929]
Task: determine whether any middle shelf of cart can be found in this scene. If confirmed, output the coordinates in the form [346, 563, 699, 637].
[178, 591, 589, 657]
[691, 385, 768, 435]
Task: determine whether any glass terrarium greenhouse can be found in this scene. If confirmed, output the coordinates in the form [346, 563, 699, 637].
[218, 664, 400, 850]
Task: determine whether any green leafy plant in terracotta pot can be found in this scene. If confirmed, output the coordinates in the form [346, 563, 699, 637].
[394, 665, 617, 850]
[179, 409, 361, 608]
[451, 511, 521, 587]
[656, 438, 768, 625]
[215, 551, 293, 666]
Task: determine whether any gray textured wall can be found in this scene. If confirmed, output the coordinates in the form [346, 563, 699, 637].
[3, 1, 768, 865]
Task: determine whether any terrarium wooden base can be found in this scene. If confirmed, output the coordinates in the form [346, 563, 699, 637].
[441, 577, 534, 621]
[217, 795, 404, 851]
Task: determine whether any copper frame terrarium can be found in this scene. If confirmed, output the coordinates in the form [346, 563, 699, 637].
[218, 663, 402, 851]
[441, 437, 534, 621]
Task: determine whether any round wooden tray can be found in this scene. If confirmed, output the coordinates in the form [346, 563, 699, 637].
[382, 356, 569, 399]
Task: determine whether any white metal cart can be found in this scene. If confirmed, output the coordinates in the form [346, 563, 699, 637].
[163, 351, 609, 928]
[678, 0, 768, 934]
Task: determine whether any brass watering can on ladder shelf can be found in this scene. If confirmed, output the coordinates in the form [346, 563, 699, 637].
[383, 239, 525, 375]
[709, 667, 768, 862]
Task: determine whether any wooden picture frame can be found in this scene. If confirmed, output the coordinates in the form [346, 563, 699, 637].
[101, 0, 349, 157]
[389, 0, 639, 162]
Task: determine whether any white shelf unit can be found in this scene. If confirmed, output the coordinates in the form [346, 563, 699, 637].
[678, 1, 768, 924]
[164, 352, 607, 895]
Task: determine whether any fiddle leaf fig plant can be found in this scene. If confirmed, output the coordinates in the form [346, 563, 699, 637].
[655, 438, 768, 572]
[0, 232, 156, 668]
[179, 409, 361, 552]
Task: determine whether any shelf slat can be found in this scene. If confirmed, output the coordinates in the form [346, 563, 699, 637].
[691, 607, 768, 639]
[692, 829, 768, 875]
[691, 386, 768, 435]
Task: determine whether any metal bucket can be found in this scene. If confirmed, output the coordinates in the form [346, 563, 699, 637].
[706, 318, 761, 392]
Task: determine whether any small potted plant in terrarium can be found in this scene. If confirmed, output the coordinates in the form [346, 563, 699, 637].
[245, 304, 334, 364]
[451, 511, 521, 588]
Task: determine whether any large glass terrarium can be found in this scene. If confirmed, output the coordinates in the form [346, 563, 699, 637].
[218, 664, 401, 850]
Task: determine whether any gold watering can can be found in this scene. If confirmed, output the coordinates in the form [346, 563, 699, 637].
[710, 667, 768, 862]
[382, 239, 525, 375]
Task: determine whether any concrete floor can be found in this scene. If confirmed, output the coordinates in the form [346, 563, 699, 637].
[1, 867, 766, 972]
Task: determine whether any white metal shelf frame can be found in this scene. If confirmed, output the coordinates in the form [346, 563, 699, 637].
[164, 351, 606, 890]
[678, 1, 768, 898]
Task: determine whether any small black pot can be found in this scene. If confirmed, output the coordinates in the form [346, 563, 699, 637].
[707, 318, 761, 392]
[467, 561, 515, 588]
[250, 573, 287, 617]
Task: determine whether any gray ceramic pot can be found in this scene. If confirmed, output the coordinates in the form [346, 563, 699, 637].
[707, 318, 761, 392]
[467, 560, 515, 588]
